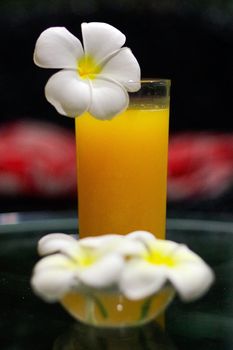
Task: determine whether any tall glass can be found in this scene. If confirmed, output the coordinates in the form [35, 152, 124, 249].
[61, 80, 171, 327]
[76, 79, 170, 239]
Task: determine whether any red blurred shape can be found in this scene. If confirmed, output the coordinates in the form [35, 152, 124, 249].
[168, 133, 233, 200]
[1, 124, 232, 202]
[0, 121, 77, 197]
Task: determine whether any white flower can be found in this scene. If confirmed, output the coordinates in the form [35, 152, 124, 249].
[34, 23, 141, 120]
[31, 231, 214, 304]
[119, 231, 215, 301]
[31, 233, 142, 302]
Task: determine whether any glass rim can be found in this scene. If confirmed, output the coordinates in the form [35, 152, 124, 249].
[141, 78, 171, 83]
[127, 78, 171, 85]
[128, 78, 171, 106]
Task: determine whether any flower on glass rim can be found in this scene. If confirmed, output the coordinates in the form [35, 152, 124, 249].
[119, 231, 215, 301]
[33, 22, 141, 120]
[31, 233, 142, 302]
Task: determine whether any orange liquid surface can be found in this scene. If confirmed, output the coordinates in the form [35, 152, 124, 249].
[76, 108, 169, 239]
[61, 286, 174, 327]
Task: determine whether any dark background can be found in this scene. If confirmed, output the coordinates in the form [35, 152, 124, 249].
[0, 0, 232, 214]
[0, 0, 233, 131]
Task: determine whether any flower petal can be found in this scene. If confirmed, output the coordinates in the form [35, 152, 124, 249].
[169, 244, 206, 263]
[79, 234, 123, 250]
[127, 231, 157, 243]
[80, 234, 145, 258]
[101, 48, 141, 91]
[81, 22, 126, 64]
[31, 268, 77, 302]
[167, 261, 214, 302]
[45, 70, 91, 117]
[38, 233, 79, 258]
[89, 78, 129, 119]
[34, 27, 84, 69]
[79, 254, 124, 289]
[116, 238, 147, 257]
[39, 233, 76, 246]
[120, 261, 166, 300]
[33, 253, 74, 273]
[149, 240, 182, 257]
[127, 233, 180, 257]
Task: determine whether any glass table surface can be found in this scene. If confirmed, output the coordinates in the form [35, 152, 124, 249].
[0, 212, 232, 350]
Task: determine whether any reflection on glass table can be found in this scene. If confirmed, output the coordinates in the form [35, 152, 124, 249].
[0, 212, 232, 350]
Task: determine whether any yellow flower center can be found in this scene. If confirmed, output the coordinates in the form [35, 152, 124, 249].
[77, 55, 102, 79]
[146, 249, 176, 267]
[72, 248, 100, 268]
[79, 254, 96, 267]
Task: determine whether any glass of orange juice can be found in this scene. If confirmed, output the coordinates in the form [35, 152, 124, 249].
[61, 80, 172, 328]
[76, 79, 170, 240]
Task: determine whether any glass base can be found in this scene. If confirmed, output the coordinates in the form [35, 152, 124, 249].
[60, 286, 175, 328]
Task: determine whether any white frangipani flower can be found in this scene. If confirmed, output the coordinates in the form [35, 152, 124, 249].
[31, 233, 142, 302]
[120, 231, 215, 301]
[34, 23, 141, 120]
[31, 231, 214, 304]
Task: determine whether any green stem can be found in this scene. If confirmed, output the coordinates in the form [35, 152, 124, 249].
[92, 295, 108, 319]
[139, 296, 153, 321]
[86, 295, 95, 323]
[85, 294, 108, 323]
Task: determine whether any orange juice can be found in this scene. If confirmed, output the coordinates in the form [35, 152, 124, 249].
[63, 84, 171, 326]
[61, 285, 174, 327]
[75, 107, 169, 239]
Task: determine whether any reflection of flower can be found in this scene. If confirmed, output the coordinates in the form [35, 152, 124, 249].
[34, 23, 141, 120]
[120, 231, 215, 301]
[31, 231, 214, 303]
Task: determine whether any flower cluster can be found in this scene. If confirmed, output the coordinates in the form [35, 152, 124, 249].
[34, 23, 141, 120]
[31, 231, 214, 302]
